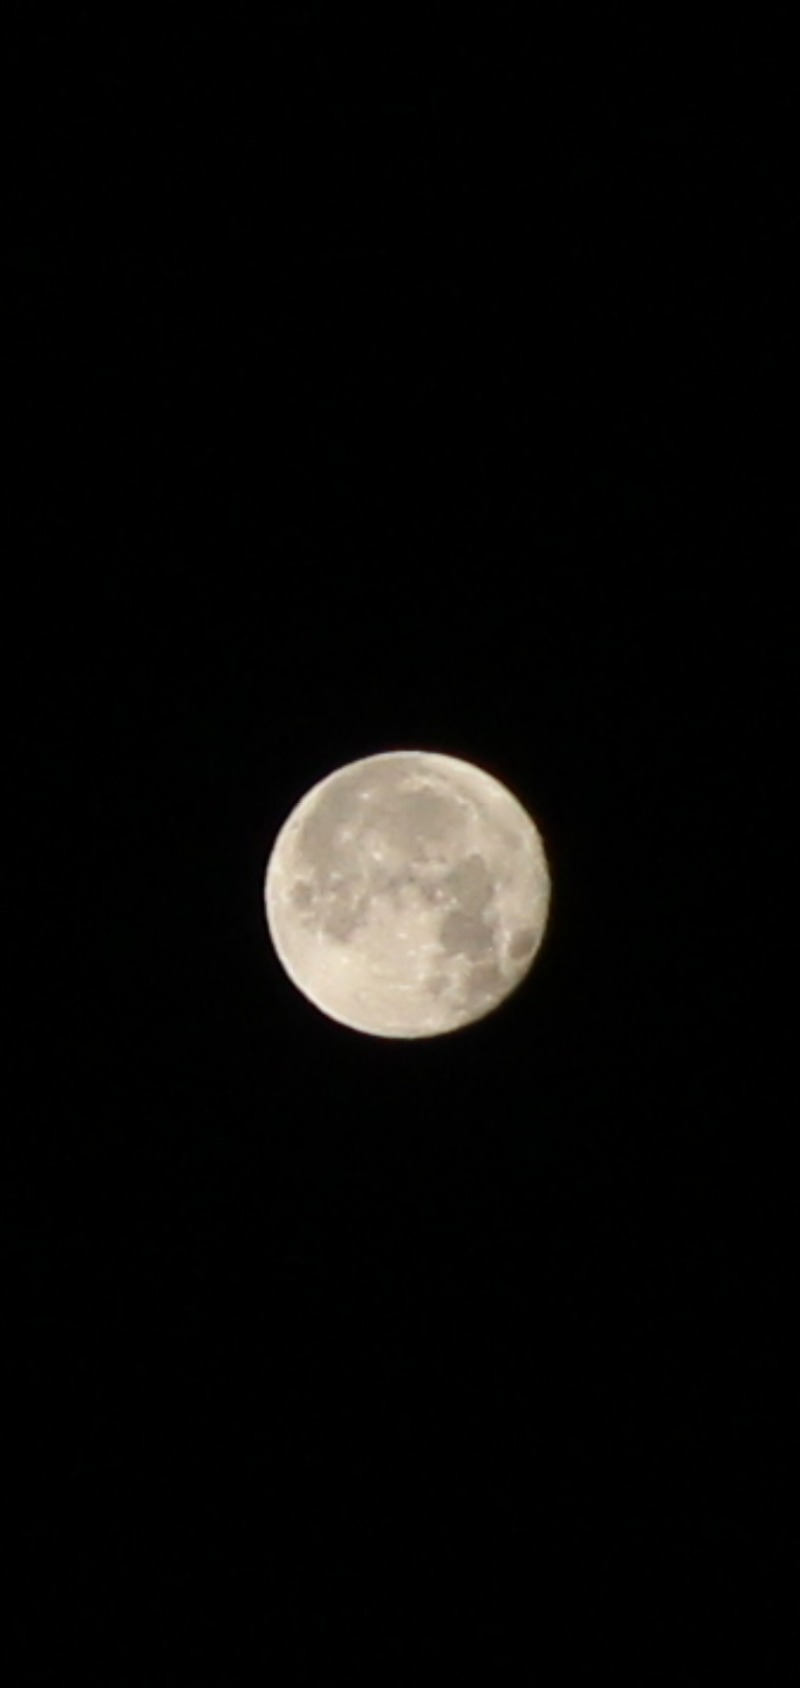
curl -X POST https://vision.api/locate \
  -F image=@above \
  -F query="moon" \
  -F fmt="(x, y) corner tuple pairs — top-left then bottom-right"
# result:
(264, 750), (551, 1039)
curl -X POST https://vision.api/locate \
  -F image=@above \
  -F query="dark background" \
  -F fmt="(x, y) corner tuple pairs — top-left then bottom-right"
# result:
(6, 11), (794, 1682)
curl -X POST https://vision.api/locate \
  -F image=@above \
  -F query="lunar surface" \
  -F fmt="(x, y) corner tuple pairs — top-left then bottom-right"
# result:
(264, 750), (550, 1038)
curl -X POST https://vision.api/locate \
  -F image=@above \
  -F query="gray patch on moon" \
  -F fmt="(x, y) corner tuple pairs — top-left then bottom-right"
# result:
(441, 851), (493, 914)
(320, 897), (368, 943)
(464, 959), (505, 1008)
(290, 878), (314, 911)
(359, 786), (461, 858)
(398, 788), (459, 840)
(438, 908), (496, 959)
(436, 850), (497, 960)
(508, 925), (538, 960)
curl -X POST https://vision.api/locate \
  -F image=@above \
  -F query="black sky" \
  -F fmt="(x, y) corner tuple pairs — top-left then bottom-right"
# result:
(6, 12), (794, 1683)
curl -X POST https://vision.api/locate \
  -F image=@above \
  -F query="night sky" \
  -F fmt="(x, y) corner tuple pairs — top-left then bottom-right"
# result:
(7, 13), (793, 1682)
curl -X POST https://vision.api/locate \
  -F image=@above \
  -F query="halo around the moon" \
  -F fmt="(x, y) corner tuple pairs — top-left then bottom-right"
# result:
(264, 750), (550, 1038)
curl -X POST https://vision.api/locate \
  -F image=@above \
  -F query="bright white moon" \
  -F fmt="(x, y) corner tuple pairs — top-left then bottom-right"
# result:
(264, 750), (550, 1039)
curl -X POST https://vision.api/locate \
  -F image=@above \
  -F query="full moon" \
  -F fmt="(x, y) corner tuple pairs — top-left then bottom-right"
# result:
(264, 750), (551, 1039)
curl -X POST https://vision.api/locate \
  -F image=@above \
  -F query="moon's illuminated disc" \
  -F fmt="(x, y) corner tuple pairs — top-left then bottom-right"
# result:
(264, 750), (551, 1039)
